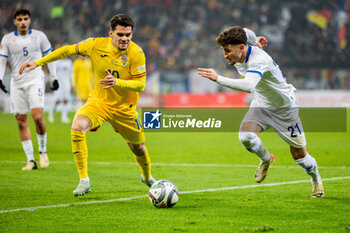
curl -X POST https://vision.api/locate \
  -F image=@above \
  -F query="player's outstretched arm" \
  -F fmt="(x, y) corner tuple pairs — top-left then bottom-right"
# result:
(198, 67), (260, 93)
(20, 45), (77, 75)
(19, 62), (38, 74)
(197, 68), (218, 81)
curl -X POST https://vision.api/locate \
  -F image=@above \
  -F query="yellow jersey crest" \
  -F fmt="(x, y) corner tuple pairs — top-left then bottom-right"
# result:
(121, 55), (128, 66)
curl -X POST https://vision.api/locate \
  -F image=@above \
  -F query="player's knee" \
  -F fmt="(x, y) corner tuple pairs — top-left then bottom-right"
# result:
(238, 131), (260, 152)
(32, 114), (43, 124)
(239, 131), (257, 145)
(16, 119), (27, 130)
(71, 116), (91, 133)
(15, 115), (28, 130)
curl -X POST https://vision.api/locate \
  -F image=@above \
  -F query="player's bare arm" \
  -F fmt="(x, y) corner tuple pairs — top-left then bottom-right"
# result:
(19, 62), (38, 74)
(197, 68), (218, 82)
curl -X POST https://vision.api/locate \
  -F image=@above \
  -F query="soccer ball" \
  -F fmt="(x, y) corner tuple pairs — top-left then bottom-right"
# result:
(148, 180), (179, 208)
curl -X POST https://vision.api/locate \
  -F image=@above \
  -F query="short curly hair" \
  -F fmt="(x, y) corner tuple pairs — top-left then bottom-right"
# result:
(216, 26), (247, 47)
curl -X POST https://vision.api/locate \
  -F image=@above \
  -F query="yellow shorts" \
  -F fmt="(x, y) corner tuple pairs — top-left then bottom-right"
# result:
(76, 97), (145, 144)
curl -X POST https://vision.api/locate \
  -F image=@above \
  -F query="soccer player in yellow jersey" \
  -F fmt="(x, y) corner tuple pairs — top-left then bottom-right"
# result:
(72, 55), (93, 105)
(20, 14), (156, 196)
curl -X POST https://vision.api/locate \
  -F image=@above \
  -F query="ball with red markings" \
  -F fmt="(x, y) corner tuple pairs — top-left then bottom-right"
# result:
(148, 180), (179, 208)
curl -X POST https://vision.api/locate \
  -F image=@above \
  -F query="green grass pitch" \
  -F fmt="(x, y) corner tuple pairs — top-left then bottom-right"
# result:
(0, 110), (349, 232)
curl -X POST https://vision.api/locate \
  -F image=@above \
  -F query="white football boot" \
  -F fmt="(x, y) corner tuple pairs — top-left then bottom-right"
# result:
(255, 153), (275, 183)
(61, 117), (70, 124)
(141, 175), (157, 187)
(311, 180), (324, 198)
(73, 180), (91, 196)
(39, 152), (49, 169)
(22, 160), (38, 171)
(48, 112), (54, 123)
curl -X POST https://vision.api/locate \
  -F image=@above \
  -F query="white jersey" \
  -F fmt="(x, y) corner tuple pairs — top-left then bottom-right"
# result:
(0, 29), (52, 87)
(235, 45), (297, 110)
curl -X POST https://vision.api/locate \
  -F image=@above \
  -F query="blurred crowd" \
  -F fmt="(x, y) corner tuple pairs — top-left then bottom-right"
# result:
(1, 0), (350, 91)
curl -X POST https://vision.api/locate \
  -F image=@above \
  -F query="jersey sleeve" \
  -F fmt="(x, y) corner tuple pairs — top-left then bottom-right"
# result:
(74, 38), (95, 57)
(39, 31), (53, 55)
(0, 36), (8, 80)
(0, 36), (9, 58)
(244, 28), (258, 46)
(130, 49), (146, 79)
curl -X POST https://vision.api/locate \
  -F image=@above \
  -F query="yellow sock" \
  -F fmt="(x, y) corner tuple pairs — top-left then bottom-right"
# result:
(71, 130), (88, 178)
(134, 146), (151, 180)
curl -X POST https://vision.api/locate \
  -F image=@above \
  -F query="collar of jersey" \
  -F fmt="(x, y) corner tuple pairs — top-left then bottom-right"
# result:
(108, 38), (131, 53)
(244, 45), (252, 63)
(14, 28), (32, 36)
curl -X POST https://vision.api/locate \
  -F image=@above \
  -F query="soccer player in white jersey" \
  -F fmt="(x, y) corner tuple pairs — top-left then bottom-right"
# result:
(49, 56), (73, 123)
(0, 9), (58, 170)
(198, 26), (324, 198)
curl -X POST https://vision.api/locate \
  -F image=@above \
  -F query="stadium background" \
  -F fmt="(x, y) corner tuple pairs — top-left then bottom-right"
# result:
(1, 1), (350, 232)
(0, 0), (350, 109)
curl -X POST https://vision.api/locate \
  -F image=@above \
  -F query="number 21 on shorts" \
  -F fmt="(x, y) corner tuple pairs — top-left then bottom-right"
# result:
(288, 123), (302, 138)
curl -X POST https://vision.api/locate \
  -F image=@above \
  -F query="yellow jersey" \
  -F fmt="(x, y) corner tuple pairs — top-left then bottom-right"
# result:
(35, 37), (147, 116)
(72, 57), (93, 99)
(75, 37), (147, 115)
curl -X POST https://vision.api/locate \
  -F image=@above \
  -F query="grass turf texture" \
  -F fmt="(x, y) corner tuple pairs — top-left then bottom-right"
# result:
(0, 111), (349, 232)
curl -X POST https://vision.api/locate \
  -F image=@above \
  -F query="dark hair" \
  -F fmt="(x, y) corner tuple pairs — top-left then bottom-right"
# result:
(13, 9), (31, 19)
(109, 14), (134, 31)
(216, 26), (247, 47)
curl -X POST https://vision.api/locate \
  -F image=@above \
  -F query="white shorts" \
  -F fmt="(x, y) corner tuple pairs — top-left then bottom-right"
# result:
(10, 82), (45, 115)
(241, 107), (306, 148)
(53, 79), (71, 101)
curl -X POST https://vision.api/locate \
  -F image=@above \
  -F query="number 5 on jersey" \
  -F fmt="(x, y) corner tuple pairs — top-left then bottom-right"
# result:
(23, 47), (28, 56)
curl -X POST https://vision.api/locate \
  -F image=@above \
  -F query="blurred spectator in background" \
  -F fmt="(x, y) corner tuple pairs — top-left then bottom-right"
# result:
(49, 45), (73, 123)
(1, 0), (349, 92)
(72, 55), (93, 106)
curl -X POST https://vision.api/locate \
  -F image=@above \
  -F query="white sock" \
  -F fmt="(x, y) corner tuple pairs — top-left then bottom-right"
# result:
(295, 153), (321, 184)
(49, 104), (55, 118)
(239, 132), (271, 162)
(37, 133), (47, 153)
(80, 177), (90, 183)
(255, 142), (270, 162)
(22, 140), (34, 161)
(61, 103), (69, 120)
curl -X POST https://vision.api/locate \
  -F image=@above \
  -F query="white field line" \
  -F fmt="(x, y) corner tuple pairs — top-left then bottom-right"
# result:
(1, 176), (349, 214)
(1, 160), (350, 170)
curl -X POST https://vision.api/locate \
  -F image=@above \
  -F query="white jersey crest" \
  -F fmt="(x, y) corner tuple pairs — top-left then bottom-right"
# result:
(235, 45), (297, 110)
(0, 29), (52, 86)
